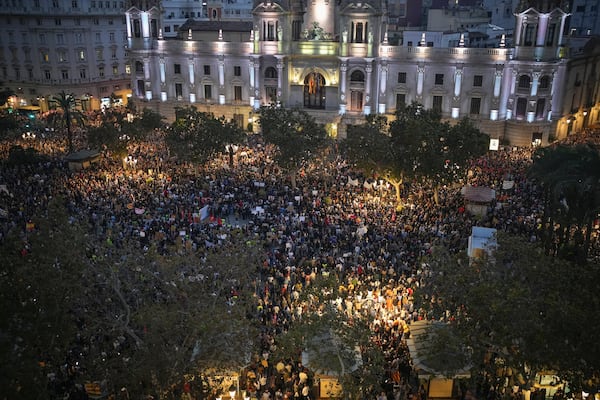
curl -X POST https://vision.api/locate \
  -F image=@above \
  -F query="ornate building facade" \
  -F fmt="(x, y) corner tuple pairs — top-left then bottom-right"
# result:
(126, 0), (600, 146)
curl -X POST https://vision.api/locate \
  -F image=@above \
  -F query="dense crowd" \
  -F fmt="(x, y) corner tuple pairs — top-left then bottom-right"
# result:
(2, 128), (599, 400)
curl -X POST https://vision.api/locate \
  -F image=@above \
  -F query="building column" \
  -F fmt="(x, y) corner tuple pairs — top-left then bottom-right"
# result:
(188, 59), (196, 103)
(276, 56), (284, 104)
(364, 59), (373, 115)
(416, 64), (424, 101)
(339, 59), (348, 114)
(253, 57), (261, 109)
(536, 14), (549, 47)
(218, 56), (225, 105)
(378, 61), (387, 114)
(452, 67), (462, 118)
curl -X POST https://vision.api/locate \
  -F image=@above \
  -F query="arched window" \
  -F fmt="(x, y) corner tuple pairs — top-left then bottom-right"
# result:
(350, 70), (365, 82)
(303, 72), (326, 109)
(539, 75), (550, 90)
(264, 67), (278, 79)
(518, 74), (531, 89)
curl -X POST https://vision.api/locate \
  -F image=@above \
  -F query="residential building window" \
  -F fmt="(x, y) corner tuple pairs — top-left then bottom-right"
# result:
(112, 65), (118, 75)
(39, 33), (46, 44)
(234, 85), (242, 101)
(72, 0), (78, 7)
(44, 70), (51, 79)
(75, 33), (83, 44)
(96, 48), (103, 60)
(125, 64), (131, 74)
(41, 51), (50, 62)
(78, 49), (86, 61)
(174, 63), (181, 74)
(204, 84), (212, 99)
(473, 75), (483, 87)
(398, 72), (406, 84)
(28, 68), (33, 79)
(396, 93), (406, 108)
(109, 32), (115, 42)
(175, 83), (183, 99)
(14, 67), (20, 80)
(57, 33), (64, 44)
(52, 0), (59, 6)
(204, 65), (210, 75)
(75, 18), (80, 25)
(55, 18), (62, 26)
(80, 68), (86, 79)
(61, 70), (69, 79)
(58, 50), (67, 62)
(234, 66), (241, 76)
(93, 18), (99, 25)
(99, 66), (105, 77)
(435, 74), (444, 85)
(95, 32), (101, 42)
(470, 97), (481, 114)
(432, 95), (443, 113)
(111, 49), (117, 59)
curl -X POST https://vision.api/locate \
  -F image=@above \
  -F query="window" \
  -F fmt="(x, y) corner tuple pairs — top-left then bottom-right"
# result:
(396, 93), (406, 108)
(535, 99), (545, 119)
(111, 48), (117, 59)
(204, 84), (212, 99)
(95, 32), (101, 42)
(28, 68), (33, 79)
(435, 74), (444, 85)
(14, 67), (20, 80)
(99, 66), (105, 77)
(52, 0), (59, 7)
(55, 18), (62, 26)
(398, 72), (406, 84)
(175, 83), (183, 99)
(518, 75), (531, 89)
(470, 97), (481, 115)
(109, 32), (115, 42)
(39, 33), (46, 44)
(516, 97), (527, 119)
(75, 18), (80, 26)
(78, 49), (86, 61)
(125, 64), (131, 74)
(524, 24), (536, 46)
(96, 48), (103, 60)
(432, 95), (443, 113)
(112, 65), (118, 75)
(72, 0), (78, 7)
(266, 86), (277, 102)
(133, 20), (141, 37)
(58, 50), (68, 62)
(350, 70), (365, 82)
(56, 33), (64, 44)
(576, 5), (585, 12)
(80, 68), (86, 79)
(539, 75), (550, 90)
(234, 85), (242, 101)
(44, 70), (51, 79)
(174, 63), (181, 74)
(546, 24), (556, 46)
(93, 18), (99, 25)
(234, 66), (241, 76)
(41, 51), (50, 62)
(75, 33), (83, 44)
(135, 61), (144, 73)
(473, 75), (483, 87)
(292, 20), (302, 41)
(61, 69), (69, 79)
(265, 67), (277, 79)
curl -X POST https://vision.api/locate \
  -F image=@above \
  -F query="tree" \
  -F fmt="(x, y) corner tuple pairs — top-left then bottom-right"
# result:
(0, 84), (15, 107)
(165, 106), (246, 166)
(528, 143), (600, 263)
(257, 105), (330, 187)
(389, 103), (489, 202)
(46, 91), (87, 153)
(343, 114), (407, 207)
(417, 232), (600, 394)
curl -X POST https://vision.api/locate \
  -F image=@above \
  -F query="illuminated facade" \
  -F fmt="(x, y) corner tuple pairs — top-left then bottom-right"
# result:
(0, 0), (131, 112)
(127, 0), (600, 145)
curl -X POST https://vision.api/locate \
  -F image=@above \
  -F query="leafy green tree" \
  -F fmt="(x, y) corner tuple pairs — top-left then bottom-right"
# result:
(528, 143), (600, 263)
(166, 106), (246, 166)
(389, 103), (489, 202)
(0, 197), (88, 400)
(344, 114), (406, 207)
(257, 105), (330, 187)
(46, 91), (87, 153)
(417, 232), (600, 392)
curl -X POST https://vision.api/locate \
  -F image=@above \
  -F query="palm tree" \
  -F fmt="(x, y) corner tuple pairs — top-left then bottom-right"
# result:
(47, 91), (87, 153)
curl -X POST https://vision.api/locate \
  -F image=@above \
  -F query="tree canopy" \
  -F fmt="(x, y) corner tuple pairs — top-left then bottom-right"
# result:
(46, 91), (87, 153)
(257, 105), (330, 185)
(528, 143), (600, 263)
(417, 232), (600, 391)
(165, 106), (246, 165)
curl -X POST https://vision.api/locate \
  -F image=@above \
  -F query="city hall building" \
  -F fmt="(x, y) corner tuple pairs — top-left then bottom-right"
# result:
(126, 0), (598, 146)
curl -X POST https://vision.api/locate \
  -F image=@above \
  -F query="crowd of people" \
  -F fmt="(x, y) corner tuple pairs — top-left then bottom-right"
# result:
(2, 125), (599, 400)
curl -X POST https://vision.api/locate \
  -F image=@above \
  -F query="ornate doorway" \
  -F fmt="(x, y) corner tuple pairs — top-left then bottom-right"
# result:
(304, 72), (326, 109)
